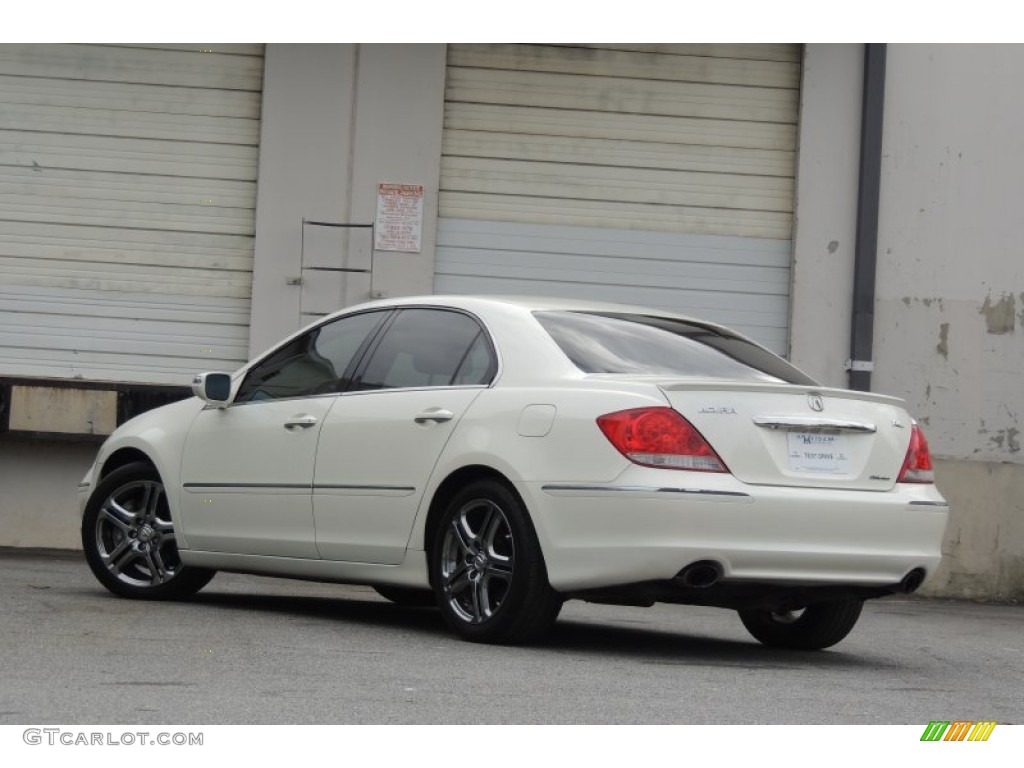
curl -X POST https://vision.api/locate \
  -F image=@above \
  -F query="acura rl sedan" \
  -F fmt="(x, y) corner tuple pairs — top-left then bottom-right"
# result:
(79, 295), (948, 648)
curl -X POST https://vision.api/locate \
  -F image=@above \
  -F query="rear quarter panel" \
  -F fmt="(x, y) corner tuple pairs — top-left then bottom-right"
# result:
(409, 380), (670, 555)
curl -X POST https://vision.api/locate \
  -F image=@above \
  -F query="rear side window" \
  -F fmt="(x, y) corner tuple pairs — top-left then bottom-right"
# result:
(356, 309), (497, 390)
(534, 311), (816, 385)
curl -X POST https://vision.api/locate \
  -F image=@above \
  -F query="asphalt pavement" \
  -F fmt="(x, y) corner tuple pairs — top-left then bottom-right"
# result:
(1, 548), (1020, 724)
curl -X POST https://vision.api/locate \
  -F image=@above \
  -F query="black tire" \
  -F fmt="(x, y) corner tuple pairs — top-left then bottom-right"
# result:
(738, 598), (864, 650)
(373, 585), (436, 607)
(430, 479), (562, 644)
(82, 461), (215, 600)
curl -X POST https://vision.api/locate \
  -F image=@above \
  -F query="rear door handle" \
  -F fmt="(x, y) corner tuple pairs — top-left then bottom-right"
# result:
(284, 414), (318, 429)
(414, 408), (454, 424)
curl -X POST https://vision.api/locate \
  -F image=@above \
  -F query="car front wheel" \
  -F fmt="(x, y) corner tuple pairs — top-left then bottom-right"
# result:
(82, 462), (215, 600)
(431, 479), (562, 644)
(738, 598), (864, 650)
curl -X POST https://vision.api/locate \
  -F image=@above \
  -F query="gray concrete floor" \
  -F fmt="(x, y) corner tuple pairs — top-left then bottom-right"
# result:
(1, 548), (1021, 724)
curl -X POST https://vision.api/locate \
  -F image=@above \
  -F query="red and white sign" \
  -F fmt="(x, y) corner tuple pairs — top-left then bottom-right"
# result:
(374, 183), (424, 253)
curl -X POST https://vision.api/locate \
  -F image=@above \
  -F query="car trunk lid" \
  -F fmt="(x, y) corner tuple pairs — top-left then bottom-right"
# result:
(657, 381), (912, 491)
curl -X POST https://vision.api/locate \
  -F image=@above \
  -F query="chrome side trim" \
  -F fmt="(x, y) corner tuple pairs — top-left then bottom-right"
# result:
(182, 482), (417, 495)
(752, 416), (877, 433)
(907, 500), (950, 508)
(214, 384), (491, 410)
(315, 484), (415, 491)
(342, 385), (487, 398)
(203, 391), (339, 410)
(314, 484), (415, 496)
(542, 484), (750, 499)
(183, 482), (310, 490)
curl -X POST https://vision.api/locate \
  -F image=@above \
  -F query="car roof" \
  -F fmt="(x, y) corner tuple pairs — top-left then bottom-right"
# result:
(244, 294), (755, 383)
(240, 293), (800, 390)
(347, 293), (722, 328)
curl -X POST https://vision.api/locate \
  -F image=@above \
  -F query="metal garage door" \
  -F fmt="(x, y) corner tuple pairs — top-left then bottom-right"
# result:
(0, 44), (263, 385)
(436, 44), (801, 353)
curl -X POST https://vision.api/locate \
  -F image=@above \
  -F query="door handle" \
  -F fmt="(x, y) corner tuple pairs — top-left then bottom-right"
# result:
(414, 408), (455, 424)
(284, 414), (318, 429)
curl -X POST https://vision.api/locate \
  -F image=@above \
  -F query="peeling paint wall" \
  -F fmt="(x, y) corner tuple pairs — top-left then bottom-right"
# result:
(874, 46), (1024, 599)
(873, 45), (1024, 468)
(979, 292), (1016, 335)
(792, 44), (1024, 601)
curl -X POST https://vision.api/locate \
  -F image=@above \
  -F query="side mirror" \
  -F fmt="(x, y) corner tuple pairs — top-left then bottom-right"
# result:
(191, 372), (233, 407)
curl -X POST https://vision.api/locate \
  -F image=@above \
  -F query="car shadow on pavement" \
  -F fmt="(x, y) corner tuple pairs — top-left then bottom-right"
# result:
(543, 618), (895, 670)
(189, 589), (448, 632)
(186, 589), (895, 669)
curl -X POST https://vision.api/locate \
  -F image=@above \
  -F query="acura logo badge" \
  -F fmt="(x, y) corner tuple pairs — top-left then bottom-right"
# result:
(808, 393), (824, 412)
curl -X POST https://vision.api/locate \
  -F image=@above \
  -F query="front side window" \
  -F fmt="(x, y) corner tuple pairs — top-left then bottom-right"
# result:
(356, 309), (496, 391)
(235, 310), (387, 402)
(534, 311), (817, 385)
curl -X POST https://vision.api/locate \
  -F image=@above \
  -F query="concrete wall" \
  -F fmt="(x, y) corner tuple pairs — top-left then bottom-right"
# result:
(873, 45), (1024, 601)
(792, 44), (1024, 601)
(873, 44), (1024, 465)
(789, 44), (863, 387)
(248, 44), (447, 358)
(923, 458), (1024, 601)
(248, 44), (358, 358)
(0, 439), (95, 549)
(347, 46), (447, 304)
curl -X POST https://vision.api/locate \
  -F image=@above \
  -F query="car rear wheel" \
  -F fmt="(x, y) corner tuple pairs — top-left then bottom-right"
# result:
(82, 462), (215, 600)
(738, 598), (864, 650)
(431, 479), (562, 644)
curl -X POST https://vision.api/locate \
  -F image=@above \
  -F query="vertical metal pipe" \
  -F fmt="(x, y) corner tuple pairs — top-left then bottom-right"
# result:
(849, 43), (887, 391)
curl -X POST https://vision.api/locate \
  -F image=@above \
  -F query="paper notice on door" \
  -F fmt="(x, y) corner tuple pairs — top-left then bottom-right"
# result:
(374, 183), (423, 253)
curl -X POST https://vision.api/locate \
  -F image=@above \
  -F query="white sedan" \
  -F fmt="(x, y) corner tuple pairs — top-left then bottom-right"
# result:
(79, 295), (948, 649)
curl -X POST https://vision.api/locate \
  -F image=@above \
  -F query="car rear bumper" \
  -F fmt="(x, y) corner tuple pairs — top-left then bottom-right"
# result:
(520, 472), (949, 593)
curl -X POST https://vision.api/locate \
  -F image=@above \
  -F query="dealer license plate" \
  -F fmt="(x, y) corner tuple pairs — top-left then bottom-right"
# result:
(787, 432), (851, 474)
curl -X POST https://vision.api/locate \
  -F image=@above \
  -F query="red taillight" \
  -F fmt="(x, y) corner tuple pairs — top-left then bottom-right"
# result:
(897, 423), (935, 483)
(596, 407), (728, 472)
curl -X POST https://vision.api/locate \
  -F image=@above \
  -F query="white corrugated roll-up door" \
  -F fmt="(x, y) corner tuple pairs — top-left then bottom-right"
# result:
(0, 43), (264, 385)
(436, 44), (801, 353)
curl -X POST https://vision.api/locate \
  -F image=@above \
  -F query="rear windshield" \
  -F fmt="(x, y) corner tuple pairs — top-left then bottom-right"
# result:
(534, 311), (817, 385)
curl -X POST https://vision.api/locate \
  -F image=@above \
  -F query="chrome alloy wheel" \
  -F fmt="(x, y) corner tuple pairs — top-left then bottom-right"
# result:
(440, 499), (515, 624)
(94, 479), (181, 588)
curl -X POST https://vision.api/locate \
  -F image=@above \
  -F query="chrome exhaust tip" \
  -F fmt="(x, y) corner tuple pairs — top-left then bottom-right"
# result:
(676, 560), (723, 589)
(898, 568), (927, 594)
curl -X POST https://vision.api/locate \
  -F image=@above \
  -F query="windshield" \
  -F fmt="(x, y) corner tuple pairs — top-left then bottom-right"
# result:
(534, 311), (817, 385)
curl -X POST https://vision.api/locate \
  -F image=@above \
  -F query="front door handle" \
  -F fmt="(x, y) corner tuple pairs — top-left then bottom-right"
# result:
(414, 408), (455, 424)
(284, 414), (318, 429)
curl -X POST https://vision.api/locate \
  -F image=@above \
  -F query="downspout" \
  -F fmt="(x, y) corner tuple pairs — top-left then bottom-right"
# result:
(848, 43), (887, 391)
